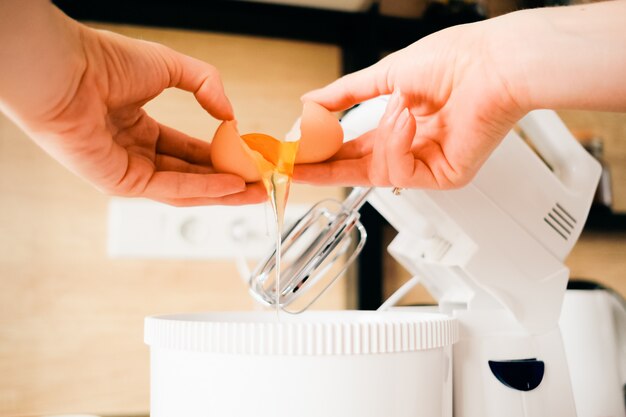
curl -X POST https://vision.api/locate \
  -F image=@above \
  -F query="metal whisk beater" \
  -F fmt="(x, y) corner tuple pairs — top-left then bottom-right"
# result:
(248, 187), (371, 313)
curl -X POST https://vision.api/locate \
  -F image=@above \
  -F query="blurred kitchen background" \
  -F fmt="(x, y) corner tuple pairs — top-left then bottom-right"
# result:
(1, 0), (624, 416)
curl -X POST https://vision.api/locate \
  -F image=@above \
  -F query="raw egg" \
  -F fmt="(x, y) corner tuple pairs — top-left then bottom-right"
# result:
(210, 101), (343, 182)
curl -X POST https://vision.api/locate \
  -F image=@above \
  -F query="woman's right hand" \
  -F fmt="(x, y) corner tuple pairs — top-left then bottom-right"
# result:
(295, 1), (626, 190)
(296, 21), (526, 189)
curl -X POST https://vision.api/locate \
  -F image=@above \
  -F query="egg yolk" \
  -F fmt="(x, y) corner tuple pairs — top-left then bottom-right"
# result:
(241, 133), (299, 178)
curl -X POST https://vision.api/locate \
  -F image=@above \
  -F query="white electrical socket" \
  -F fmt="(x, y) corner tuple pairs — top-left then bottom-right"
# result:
(107, 198), (311, 260)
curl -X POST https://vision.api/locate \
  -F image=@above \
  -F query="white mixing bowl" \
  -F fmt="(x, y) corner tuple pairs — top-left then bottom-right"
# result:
(145, 310), (457, 417)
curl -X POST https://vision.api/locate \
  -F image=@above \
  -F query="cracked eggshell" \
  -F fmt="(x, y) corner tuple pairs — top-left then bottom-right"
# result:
(295, 101), (344, 164)
(211, 103), (343, 182)
(210, 121), (262, 182)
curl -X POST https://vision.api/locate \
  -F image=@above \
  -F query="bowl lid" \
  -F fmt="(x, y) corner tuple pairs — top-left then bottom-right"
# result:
(145, 310), (458, 356)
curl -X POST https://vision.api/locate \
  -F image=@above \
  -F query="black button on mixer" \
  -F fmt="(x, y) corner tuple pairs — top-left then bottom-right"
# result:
(488, 358), (545, 392)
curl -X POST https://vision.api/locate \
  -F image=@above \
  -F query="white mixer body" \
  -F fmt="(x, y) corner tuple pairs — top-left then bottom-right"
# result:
(341, 97), (602, 416)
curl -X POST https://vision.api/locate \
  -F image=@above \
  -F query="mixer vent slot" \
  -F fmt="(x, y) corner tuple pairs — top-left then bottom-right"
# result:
(543, 203), (577, 240)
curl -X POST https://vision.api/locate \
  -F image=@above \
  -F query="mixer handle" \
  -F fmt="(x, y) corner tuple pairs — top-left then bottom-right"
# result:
(517, 110), (599, 195)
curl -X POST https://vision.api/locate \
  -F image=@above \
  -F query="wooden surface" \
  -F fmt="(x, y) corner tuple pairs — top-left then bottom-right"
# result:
(0, 24), (343, 417)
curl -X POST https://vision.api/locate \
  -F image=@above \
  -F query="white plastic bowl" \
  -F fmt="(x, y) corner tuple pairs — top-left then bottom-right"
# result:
(145, 310), (458, 417)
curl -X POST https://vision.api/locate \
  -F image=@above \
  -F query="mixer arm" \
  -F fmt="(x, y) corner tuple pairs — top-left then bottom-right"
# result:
(339, 99), (601, 332)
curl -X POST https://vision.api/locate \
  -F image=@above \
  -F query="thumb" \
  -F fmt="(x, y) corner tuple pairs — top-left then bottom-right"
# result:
(301, 58), (393, 112)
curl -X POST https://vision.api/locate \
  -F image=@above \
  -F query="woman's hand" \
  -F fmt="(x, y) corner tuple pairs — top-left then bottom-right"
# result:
(295, 22), (524, 189)
(294, 1), (626, 189)
(0, 1), (265, 206)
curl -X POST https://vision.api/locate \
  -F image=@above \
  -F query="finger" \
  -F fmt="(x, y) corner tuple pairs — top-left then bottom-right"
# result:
(329, 130), (376, 160)
(142, 171), (246, 199)
(371, 129), (389, 186)
(155, 182), (268, 207)
(293, 158), (371, 186)
(156, 123), (213, 166)
(163, 48), (234, 120)
(301, 58), (393, 112)
(386, 108), (440, 189)
(155, 154), (214, 174)
(370, 89), (405, 185)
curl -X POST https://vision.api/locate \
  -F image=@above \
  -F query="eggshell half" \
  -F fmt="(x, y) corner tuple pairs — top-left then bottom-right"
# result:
(295, 101), (343, 164)
(210, 121), (262, 182)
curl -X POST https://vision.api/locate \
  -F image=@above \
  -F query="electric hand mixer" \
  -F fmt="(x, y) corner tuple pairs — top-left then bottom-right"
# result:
(249, 96), (601, 416)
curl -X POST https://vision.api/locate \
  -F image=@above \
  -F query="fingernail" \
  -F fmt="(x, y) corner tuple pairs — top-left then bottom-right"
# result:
(385, 89), (403, 120)
(394, 108), (411, 132)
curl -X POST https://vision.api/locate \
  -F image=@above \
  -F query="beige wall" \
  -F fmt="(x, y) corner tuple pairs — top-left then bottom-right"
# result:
(0, 24), (345, 416)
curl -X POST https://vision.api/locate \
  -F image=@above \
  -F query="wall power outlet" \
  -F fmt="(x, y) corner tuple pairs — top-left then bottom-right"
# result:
(107, 198), (311, 260)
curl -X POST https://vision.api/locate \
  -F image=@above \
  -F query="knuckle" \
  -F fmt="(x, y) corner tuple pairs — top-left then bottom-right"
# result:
(98, 184), (119, 196)
(368, 170), (388, 187)
(440, 167), (472, 189)
(338, 76), (357, 104)
(203, 64), (220, 82)
(100, 179), (140, 198)
(389, 174), (412, 189)
(450, 173), (472, 189)
(205, 71), (218, 83)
